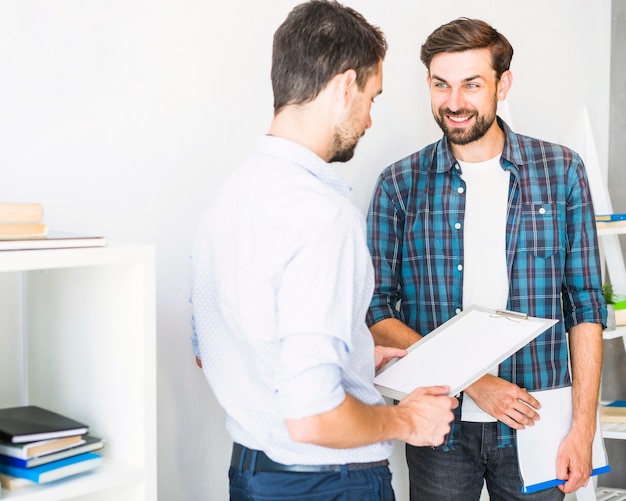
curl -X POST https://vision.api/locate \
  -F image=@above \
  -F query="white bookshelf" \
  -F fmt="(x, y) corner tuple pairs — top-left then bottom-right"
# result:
(552, 110), (626, 501)
(598, 224), (626, 426)
(596, 223), (626, 500)
(0, 245), (157, 500)
(598, 222), (626, 359)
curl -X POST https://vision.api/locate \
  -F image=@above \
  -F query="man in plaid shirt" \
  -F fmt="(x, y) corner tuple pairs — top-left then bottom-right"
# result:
(366, 17), (606, 500)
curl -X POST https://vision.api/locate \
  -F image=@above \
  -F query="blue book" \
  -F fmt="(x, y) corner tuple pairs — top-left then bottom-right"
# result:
(605, 400), (626, 407)
(0, 452), (102, 483)
(596, 213), (626, 222)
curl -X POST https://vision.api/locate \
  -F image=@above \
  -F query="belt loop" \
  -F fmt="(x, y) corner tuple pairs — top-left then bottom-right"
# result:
(340, 464), (349, 478)
(249, 450), (259, 475)
(237, 445), (247, 474)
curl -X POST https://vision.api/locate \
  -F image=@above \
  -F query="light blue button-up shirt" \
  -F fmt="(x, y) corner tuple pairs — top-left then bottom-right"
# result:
(191, 135), (392, 465)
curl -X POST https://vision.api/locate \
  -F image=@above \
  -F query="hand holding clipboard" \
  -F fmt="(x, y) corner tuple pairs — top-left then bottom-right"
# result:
(373, 305), (558, 400)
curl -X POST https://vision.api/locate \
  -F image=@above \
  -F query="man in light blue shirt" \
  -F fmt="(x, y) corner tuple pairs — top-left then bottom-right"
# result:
(190, 1), (458, 500)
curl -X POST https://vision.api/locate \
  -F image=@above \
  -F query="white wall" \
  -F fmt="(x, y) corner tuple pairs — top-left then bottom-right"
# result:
(0, 1), (611, 499)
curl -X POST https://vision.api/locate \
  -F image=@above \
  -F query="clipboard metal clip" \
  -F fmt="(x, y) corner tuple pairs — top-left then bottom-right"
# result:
(490, 309), (529, 322)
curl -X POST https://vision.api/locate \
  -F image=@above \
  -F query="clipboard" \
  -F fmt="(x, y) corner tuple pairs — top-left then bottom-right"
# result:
(373, 305), (558, 399)
(517, 386), (610, 493)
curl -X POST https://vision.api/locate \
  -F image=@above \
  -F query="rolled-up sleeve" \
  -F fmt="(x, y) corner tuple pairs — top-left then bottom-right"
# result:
(366, 172), (404, 327)
(561, 154), (607, 330)
(273, 205), (374, 418)
(275, 333), (347, 419)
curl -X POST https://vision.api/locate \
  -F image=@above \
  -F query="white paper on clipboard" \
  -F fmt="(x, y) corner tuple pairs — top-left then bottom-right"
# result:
(373, 305), (558, 400)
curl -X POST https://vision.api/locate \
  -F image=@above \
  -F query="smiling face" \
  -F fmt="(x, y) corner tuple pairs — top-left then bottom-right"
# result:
(428, 48), (511, 148)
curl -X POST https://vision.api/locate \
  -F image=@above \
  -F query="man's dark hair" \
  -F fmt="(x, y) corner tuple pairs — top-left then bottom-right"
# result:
(420, 18), (513, 79)
(271, 0), (387, 114)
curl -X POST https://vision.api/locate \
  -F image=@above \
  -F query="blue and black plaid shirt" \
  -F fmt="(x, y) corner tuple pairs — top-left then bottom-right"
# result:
(366, 117), (606, 449)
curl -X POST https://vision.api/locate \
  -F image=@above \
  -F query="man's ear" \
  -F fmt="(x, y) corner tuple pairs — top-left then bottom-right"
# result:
(497, 70), (513, 101)
(332, 69), (358, 106)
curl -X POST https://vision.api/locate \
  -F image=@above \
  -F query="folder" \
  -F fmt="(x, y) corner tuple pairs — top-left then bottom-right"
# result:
(517, 386), (610, 493)
(373, 305), (558, 399)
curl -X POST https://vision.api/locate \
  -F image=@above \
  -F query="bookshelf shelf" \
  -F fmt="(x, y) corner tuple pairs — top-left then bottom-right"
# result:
(594, 488), (626, 501)
(603, 325), (626, 340)
(597, 225), (626, 237)
(0, 460), (142, 500)
(601, 421), (626, 441)
(0, 245), (156, 500)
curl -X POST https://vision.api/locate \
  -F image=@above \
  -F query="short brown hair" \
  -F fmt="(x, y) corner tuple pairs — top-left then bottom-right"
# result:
(272, 0), (387, 114)
(420, 18), (513, 79)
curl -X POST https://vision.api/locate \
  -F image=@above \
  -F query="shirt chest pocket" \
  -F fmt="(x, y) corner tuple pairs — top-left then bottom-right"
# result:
(516, 203), (564, 258)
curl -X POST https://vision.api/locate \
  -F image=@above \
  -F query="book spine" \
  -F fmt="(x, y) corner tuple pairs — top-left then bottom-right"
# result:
(0, 433), (23, 449)
(0, 445), (27, 460)
(0, 455), (26, 469)
(0, 472), (34, 490)
(0, 204), (43, 223)
(0, 463), (38, 482)
(0, 223), (48, 238)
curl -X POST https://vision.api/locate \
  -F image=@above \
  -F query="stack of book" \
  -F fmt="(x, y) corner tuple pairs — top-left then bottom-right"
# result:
(0, 405), (105, 491)
(0, 202), (107, 251)
(0, 203), (47, 240)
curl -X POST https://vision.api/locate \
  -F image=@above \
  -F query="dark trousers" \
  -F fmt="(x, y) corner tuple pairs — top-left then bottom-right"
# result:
(406, 422), (565, 501)
(228, 453), (395, 500)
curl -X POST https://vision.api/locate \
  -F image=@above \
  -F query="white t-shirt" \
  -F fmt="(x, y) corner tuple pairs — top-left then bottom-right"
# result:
(458, 155), (510, 422)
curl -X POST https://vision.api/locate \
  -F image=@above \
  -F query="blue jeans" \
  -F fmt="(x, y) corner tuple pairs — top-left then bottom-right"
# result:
(229, 464), (395, 500)
(406, 422), (565, 501)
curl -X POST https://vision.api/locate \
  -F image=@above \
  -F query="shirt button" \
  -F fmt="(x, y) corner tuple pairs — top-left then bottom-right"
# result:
(455, 223), (461, 229)
(455, 164), (460, 170)
(539, 207), (546, 214)
(458, 187), (465, 194)
(457, 264), (463, 271)
(456, 308), (462, 315)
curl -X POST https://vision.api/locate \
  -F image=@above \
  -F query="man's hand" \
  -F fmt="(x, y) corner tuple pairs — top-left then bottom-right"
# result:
(558, 322), (602, 493)
(555, 427), (594, 493)
(374, 345), (408, 371)
(464, 374), (540, 429)
(195, 356), (203, 368)
(397, 386), (458, 447)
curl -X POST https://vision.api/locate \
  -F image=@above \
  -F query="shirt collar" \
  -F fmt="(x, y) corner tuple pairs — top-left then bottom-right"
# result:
(497, 118), (522, 177)
(254, 135), (352, 198)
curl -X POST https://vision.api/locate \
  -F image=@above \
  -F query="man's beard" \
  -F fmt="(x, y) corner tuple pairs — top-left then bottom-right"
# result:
(433, 99), (497, 146)
(329, 122), (361, 163)
(329, 142), (357, 163)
